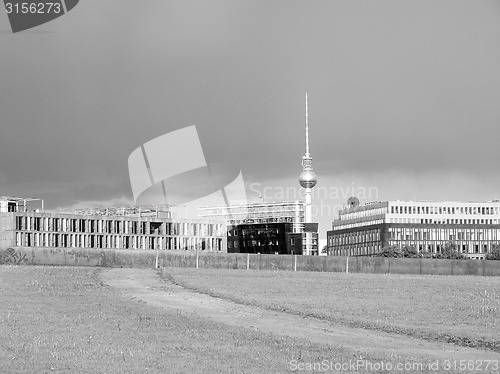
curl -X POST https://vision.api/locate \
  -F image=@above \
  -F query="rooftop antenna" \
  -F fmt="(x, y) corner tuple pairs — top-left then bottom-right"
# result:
(305, 92), (310, 157)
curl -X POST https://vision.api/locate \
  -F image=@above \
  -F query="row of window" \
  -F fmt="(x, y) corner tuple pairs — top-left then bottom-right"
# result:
(340, 204), (500, 222)
(389, 218), (499, 224)
(333, 219), (383, 231)
(329, 227), (500, 247)
(334, 219), (500, 234)
(329, 229), (380, 246)
(390, 205), (500, 216)
(387, 227), (500, 241)
(340, 207), (387, 221)
(386, 241), (490, 254)
(201, 204), (303, 216)
(329, 244), (381, 257)
(14, 216), (223, 237)
(15, 232), (224, 250)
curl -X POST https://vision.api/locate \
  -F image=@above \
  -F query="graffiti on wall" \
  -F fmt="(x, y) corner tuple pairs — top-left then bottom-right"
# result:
(0, 248), (28, 265)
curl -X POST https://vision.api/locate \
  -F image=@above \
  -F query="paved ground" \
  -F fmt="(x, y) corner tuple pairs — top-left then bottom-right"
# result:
(101, 268), (500, 363)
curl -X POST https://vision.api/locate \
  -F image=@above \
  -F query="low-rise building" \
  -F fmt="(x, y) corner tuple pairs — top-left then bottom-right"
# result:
(0, 196), (226, 251)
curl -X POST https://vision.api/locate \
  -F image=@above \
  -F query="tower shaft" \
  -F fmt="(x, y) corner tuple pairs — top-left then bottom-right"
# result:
(304, 188), (312, 223)
(299, 92), (317, 225)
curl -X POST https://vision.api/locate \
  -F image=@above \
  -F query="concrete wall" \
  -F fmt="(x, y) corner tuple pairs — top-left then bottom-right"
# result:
(353, 257), (390, 274)
(1, 247), (500, 276)
(387, 257), (421, 275)
(0, 213), (16, 249)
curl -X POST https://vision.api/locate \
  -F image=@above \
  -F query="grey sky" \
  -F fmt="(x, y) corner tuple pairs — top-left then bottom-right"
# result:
(1, 0), (500, 236)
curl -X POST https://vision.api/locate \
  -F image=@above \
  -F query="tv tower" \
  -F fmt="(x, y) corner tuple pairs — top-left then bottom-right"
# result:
(298, 93), (317, 224)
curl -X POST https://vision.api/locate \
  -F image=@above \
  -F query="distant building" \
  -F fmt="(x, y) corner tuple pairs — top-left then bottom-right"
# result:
(0, 196), (226, 251)
(198, 201), (319, 255)
(327, 200), (500, 260)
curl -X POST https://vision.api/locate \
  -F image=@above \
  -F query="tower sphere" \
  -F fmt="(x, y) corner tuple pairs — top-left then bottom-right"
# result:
(299, 170), (317, 189)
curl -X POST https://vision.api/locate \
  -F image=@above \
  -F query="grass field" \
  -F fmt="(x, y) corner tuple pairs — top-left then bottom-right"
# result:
(1, 265), (439, 374)
(2, 265), (499, 374)
(1, 266), (347, 374)
(165, 268), (500, 352)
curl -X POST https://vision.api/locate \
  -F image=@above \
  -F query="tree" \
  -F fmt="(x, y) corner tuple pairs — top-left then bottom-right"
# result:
(418, 246), (433, 259)
(437, 242), (465, 260)
(377, 244), (465, 259)
(401, 244), (419, 258)
(486, 244), (500, 260)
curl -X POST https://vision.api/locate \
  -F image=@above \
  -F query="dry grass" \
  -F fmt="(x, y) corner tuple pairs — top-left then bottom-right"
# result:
(165, 268), (500, 351)
(4, 265), (496, 373)
(0, 265), (422, 374)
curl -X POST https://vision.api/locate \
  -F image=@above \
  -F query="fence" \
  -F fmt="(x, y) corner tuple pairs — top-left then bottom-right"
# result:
(1, 247), (500, 276)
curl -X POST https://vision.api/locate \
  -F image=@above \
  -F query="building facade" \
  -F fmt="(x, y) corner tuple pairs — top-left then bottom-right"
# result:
(0, 197), (226, 251)
(198, 201), (319, 255)
(327, 200), (500, 260)
(227, 222), (293, 254)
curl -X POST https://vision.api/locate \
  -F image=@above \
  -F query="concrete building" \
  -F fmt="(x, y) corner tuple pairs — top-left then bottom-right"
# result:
(0, 196), (226, 251)
(198, 201), (319, 255)
(0, 196), (43, 212)
(327, 200), (500, 259)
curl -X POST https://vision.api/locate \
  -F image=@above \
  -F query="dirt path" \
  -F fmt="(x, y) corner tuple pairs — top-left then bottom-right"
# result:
(101, 268), (499, 363)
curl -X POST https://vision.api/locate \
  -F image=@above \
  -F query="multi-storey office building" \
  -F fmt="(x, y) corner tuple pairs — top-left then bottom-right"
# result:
(327, 200), (500, 260)
(198, 201), (319, 255)
(0, 197), (226, 251)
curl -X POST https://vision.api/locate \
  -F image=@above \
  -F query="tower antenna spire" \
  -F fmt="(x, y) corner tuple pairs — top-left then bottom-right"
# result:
(305, 92), (310, 156)
(301, 93), (313, 171)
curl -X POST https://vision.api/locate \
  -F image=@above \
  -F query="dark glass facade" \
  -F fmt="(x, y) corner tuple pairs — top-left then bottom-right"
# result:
(227, 223), (295, 254)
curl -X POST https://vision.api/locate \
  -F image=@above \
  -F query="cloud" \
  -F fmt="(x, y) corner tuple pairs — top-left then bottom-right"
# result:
(1, 0), (500, 231)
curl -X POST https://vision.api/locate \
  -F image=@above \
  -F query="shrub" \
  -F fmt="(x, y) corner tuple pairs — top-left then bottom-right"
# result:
(377, 243), (466, 259)
(436, 242), (466, 260)
(401, 244), (419, 258)
(377, 245), (403, 258)
(485, 244), (500, 260)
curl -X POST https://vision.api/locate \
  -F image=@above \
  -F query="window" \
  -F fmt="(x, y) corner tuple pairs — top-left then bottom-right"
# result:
(16, 216), (23, 230)
(290, 239), (295, 245)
